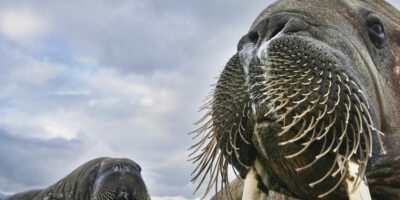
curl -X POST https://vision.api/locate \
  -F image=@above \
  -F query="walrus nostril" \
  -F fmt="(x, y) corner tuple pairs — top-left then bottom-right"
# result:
(248, 31), (259, 44)
(112, 163), (124, 172)
(237, 31), (260, 51)
(269, 22), (285, 40)
(267, 16), (310, 40)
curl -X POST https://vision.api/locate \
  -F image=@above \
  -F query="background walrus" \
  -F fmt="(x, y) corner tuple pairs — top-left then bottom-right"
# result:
(6, 157), (151, 200)
(190, 0), (400, 199)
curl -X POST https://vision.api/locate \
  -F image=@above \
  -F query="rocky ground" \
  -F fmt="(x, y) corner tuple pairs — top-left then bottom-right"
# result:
(211, 179), (299, 200)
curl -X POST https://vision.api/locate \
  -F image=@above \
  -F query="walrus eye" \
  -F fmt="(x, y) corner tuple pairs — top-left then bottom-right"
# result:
(366, 14), (385, 48)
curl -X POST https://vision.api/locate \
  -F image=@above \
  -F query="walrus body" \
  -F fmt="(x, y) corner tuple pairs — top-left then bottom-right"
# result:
(6, 157), (151, 200)
(190, 0), (400, 199)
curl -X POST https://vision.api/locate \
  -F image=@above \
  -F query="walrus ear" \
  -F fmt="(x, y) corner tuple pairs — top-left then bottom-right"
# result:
(89, 163), (101, 185)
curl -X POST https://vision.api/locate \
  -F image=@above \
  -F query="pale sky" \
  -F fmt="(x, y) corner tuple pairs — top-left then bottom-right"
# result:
(0, 1), (399, 200)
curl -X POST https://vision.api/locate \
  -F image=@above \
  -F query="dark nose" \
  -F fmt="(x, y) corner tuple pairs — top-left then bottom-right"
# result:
(237, 14), (309, 51)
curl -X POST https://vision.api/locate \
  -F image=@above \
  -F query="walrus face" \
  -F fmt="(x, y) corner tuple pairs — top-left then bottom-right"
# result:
(89, 158), (150, 200)
(190, 0), (400, 199)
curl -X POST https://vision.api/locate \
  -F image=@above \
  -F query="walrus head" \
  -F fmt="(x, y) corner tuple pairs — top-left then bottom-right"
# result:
(190, 0), (400, 199)
(39, 157), (150, 200)
(90, 158), (150, 200)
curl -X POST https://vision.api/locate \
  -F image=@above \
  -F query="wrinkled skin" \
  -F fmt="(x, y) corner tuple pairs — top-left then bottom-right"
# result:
(6, 157), (151, 200)
(191, 0), (400, 199)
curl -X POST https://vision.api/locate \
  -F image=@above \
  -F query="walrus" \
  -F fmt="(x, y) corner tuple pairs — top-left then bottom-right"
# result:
(6, 157), (151, 200)
(189, 0), (400, 199)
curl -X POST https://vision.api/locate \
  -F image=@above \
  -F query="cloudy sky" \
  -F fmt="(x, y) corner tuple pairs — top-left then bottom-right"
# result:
(0, 1), (399, 200)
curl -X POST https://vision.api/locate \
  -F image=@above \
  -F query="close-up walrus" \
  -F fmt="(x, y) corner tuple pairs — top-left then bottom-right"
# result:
(190, 0), (400, 199)
(6, 157), (151, 200)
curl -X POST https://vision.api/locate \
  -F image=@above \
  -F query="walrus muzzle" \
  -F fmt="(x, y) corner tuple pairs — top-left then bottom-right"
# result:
(223, 15), (382, 197)
(190, 7), (392, 199)
(91, 158), (150, 200)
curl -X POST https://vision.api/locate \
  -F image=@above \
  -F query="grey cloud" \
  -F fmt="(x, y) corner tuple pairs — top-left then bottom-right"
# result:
(0, 0), (268, 75)
(0, 129), (84, 192)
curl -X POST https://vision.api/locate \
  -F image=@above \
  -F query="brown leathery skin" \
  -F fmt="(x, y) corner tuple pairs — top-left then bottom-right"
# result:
(6, 157), (151, 200)
(190, 0), (400, 199)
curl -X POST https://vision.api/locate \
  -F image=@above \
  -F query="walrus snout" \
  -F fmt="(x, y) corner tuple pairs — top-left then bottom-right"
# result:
(191, 0), (400, 199)
(209, 22), (384, 198)
(92, 158), (150, 200)
(234, 24), (387, 197)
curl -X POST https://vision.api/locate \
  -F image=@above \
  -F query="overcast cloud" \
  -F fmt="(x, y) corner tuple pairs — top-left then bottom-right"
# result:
(0, 1), (399, 200)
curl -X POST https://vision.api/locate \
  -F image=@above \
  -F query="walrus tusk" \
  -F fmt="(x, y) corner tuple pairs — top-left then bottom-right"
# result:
(242, 167), (266, 200)
(346, 160), (372, 200)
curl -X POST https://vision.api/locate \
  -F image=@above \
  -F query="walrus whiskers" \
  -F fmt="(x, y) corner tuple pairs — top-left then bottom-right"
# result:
(189, 101), (244, 198)
(192, 35), (380, 197)
(259, 36), (381, 197)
